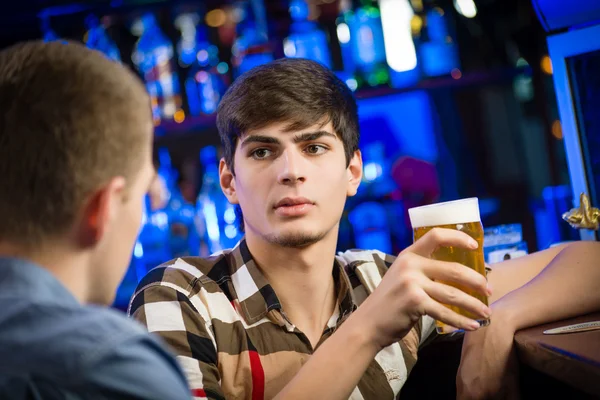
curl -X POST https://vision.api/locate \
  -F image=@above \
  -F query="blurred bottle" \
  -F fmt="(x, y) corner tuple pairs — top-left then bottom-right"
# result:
(136, 182), (171, 280)
(335, 0), (358, 90)
(41, 16), (62, 42)
(156, 148), (200, 258)
(231, 0), (273, 77)
(419, 4), (460, 77)
(196, 146), (243, 255)
(350, 0), (389, 88)
(350, 142), (409, 253)
(379, 0), (420, 88)
(349, 202), (393, 253)
(284, 0), (332, 68)
(175, 12), (227, 116)
(84, 15), (121, 62)
(131, 13), (183, 126)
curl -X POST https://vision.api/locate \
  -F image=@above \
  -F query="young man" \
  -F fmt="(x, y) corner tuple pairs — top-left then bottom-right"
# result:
(0, 41), (191, 399)
(129, 58), (600, 399)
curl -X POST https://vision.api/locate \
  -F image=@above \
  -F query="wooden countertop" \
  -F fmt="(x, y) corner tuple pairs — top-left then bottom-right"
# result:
(514, 312), (600, 396)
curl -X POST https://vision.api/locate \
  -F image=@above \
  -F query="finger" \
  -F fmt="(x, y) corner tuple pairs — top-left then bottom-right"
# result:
(423, 259), (491, 297)
(423, 298), (482, 332)
(409, 227), (478, 257)
(424, 281), (491, 320)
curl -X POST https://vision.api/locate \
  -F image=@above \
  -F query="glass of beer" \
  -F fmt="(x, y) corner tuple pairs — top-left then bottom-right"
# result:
(408, 198), (489, 334)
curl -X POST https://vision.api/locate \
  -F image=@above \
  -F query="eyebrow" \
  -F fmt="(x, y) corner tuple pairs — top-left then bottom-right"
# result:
(240, 130), (337, 148)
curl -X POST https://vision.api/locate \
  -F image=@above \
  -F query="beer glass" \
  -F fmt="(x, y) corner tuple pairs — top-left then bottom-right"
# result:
(408, 198), (489, 334)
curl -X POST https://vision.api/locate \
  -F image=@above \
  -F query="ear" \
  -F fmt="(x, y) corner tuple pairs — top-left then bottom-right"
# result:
(77, 177), (127, 248)
(219, 158), (239, 204)
(346, 150), (363, 197)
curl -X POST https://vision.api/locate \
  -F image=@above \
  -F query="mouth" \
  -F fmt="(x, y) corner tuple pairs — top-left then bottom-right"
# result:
(274, 197), (314, 208)
(273, 197), (315, 217)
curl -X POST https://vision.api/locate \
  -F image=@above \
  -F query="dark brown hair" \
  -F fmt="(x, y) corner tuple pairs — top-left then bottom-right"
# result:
(0, 41), (151, 246)
(216, 58), (359, 173)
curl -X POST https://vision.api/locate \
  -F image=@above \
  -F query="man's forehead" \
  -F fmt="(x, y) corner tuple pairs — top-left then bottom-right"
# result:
(240, 120), (338, 140)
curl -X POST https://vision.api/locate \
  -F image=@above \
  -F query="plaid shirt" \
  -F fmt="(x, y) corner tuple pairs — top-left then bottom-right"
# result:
(129, 238), (436, 400)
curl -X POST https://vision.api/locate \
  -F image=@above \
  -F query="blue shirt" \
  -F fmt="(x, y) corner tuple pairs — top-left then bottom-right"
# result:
(0, 257), (191, 399)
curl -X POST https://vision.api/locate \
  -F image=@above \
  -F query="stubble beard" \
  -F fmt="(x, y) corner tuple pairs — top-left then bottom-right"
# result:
(262, 230), (328, 248)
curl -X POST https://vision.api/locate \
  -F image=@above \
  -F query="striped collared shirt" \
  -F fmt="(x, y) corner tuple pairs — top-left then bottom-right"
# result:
(129, 238), (436, 400)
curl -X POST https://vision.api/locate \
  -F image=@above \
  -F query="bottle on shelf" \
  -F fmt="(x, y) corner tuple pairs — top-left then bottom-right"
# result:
(84, 15), (121, 62)
(231, 0), (274, 78)
(419, 3), (460, 77)
(349, 0), (390, 88)
(195, 146), (243, 255)
(175, 12), (227, 116)
(156, 148), (200, 258)
(131, 13), (183, 126)
(284, 0), (332, 68)
(348, 141), (410, 253)
(335, 0), (359, 90)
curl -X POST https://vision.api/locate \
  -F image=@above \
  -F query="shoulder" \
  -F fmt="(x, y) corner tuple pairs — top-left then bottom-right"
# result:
(0, 301), (188, 397)
(0, 300), (148, 368)
(55, 307), (190, 398)
(132, 255), (232, 297)
(336, 248), (397, 293)
(78, 324), (191, 399)
(128, 255), (236, 326)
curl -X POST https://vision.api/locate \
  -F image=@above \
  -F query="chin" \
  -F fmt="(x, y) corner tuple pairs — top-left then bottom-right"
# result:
(263, 229), (327, 248)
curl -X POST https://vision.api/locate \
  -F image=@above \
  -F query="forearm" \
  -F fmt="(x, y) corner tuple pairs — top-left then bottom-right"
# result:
(274, 309), (379, 400)
(493, 241), (600, 331)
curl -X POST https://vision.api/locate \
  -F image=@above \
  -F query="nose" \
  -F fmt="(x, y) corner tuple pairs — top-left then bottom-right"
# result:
(277, 148), (306, 185)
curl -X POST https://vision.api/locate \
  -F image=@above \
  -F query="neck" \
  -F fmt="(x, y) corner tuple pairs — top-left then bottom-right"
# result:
(245, 227), (339, 341)
(0, 239), (91, 304)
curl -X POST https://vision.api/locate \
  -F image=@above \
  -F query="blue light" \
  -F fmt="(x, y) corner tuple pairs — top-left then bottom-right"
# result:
(337, 23), (350, 44)
(38, 4), (87, 19)
(224, 206), (236, 224)
(202, 200), (221, 243)
(358, 91), (437, 162)
(289, 0), (310, 20)
(346, 78), (358, 91)
(225, 225), (238, 239)
(197, 49), (209, 65)
(217, 62), (229, 74)
(150, 211), (169, 229)
(364, 162), (383, 182)
(134, 242), (144, 258)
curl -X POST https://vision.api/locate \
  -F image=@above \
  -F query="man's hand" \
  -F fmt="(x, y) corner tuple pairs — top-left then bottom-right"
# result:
(456, 307), (520, 400)
(355, 228), (492, 351)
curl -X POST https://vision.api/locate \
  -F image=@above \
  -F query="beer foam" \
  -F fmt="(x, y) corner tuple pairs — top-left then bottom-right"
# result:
(408, 198), (480, 228)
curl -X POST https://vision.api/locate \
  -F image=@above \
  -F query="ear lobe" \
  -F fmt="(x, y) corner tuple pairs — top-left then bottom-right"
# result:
(346, 150), (363, 197)
(219, 158), (239, 204)
(78, 177), (126, 248)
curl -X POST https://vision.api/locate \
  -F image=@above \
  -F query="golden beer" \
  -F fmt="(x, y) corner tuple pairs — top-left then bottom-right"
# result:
(408, 198), (489, 334)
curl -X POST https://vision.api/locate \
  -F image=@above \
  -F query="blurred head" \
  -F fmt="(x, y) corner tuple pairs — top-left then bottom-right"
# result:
(217, 59), (362, 248)
(0, 41), (155, 304)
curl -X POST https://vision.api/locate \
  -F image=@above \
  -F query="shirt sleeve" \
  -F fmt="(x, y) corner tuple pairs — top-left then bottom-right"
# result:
(129, 283), (225, 400)
(82, 333), (192, 400)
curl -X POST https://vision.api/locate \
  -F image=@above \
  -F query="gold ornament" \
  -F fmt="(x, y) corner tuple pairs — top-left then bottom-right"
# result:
(562, 193), (600, 230)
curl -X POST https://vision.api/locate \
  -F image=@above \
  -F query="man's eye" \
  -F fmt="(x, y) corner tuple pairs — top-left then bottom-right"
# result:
(251, 148), (272, 159)
(306, 145), (327, 155)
